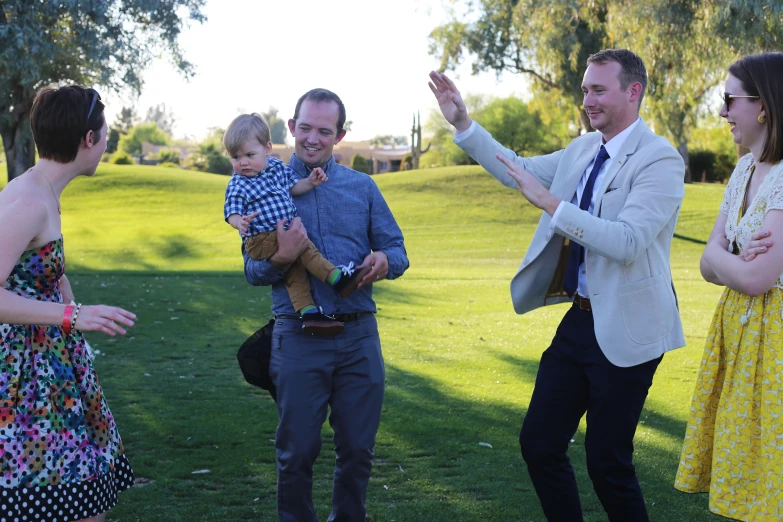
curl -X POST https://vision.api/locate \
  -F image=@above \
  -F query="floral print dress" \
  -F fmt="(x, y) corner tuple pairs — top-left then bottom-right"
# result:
(675, 154), (783, 521)
(0, 237), (133, 521)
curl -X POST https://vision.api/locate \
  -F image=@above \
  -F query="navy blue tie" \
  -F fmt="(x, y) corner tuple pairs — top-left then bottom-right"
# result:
(563, 145), (610, 297)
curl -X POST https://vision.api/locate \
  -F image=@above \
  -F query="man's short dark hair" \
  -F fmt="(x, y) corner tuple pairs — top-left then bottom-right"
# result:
(587, 49), (648, 105)
(30, 85), (105, 163)
(729, 52), (783, 163)
(293, 88), (346, 133)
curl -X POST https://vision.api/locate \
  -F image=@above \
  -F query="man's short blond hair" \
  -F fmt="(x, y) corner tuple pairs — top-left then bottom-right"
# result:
(223, 113), (271, 155)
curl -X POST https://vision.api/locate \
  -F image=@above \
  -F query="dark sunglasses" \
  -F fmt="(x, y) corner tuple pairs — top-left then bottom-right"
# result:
(723, 92), (759, 109)
(86, 88), (101, 120)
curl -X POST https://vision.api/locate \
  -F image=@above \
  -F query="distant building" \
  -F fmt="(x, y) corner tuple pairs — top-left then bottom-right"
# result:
(139, 140), (410, 174)
(140, 143), (192, 164)
(272, 141), (409, 174)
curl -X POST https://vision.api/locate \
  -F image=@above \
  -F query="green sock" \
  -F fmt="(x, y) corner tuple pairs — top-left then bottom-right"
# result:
(300, 305), (318, 315)
(327, 270), (341, 285)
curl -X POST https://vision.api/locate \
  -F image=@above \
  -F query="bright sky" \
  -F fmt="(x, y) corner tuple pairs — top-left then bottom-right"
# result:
(102, 0), (528, 144)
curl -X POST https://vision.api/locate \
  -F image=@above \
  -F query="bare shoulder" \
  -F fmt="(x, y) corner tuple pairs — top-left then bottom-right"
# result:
(0, 179), (49, 237)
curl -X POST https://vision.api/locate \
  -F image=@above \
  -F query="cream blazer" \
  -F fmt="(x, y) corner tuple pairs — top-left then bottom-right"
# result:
(458, 120), (686, 367)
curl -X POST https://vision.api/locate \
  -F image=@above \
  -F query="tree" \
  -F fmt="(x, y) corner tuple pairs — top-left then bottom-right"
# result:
(615, 0), (783, 182)
(429, 1), (607, 134)
(370, 135), (408, 147)
(425, 93), (488, 166)
(425, 93), (574, 168)
(115, 106), (138, 135)
(350, 154), (372, 175)
(0, 1), (206, 181)
(429, 0), (783, 182)
(261, 107), (287, 144)
(184, 128), (232, 175)
(144, 103), (176, 136)
(118, 123), (169, 156)
(106, 105), (138, 153)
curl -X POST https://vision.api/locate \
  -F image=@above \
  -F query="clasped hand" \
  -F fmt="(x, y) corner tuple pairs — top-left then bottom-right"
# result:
(740, 230), (773, 261)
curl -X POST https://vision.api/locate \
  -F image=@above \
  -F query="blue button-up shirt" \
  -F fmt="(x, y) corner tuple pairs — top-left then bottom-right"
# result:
(243, 154), (409, 315)
(223, 157), (300, 238)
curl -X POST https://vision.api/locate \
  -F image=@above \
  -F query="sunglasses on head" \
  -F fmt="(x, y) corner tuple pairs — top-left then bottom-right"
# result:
(86, 88), (101, 120)
(723, 92), (759, 109)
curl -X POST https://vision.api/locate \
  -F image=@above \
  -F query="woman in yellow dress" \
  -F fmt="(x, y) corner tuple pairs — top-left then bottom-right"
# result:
(675, 52), (783, 520)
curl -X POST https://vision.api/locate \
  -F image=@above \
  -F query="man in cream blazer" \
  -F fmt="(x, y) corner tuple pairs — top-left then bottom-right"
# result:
(429, 49), (685, 521)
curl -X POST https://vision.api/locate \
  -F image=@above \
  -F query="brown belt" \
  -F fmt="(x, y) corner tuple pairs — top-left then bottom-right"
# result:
(573, 295), (592, 312)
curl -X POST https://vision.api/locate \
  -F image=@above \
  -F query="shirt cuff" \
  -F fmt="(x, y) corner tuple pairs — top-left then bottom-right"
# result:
(549, 201), (567, 231)
(453, 120), (477, 143)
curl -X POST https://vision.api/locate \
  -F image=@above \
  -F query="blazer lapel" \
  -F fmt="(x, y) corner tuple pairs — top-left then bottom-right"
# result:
(560, 138), (602, 201)
(594, 119), (650, 203)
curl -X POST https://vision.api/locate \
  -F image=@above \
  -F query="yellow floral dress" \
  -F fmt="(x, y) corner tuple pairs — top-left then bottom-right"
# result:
(675, 154), (783, 521)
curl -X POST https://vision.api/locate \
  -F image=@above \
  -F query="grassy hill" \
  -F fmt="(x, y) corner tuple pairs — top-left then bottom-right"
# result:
(2, 163), (728, 521)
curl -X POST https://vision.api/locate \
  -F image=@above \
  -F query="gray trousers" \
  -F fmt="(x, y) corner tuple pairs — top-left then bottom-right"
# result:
(270, 314), (385, 522)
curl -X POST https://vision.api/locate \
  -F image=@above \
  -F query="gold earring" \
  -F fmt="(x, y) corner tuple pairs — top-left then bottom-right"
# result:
(759, 114), (767, 124)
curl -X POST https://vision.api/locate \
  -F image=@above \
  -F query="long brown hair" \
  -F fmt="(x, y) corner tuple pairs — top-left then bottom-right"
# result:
(729, 53), (783, 163)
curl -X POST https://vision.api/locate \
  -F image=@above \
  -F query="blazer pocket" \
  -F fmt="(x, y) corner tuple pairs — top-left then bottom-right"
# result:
(599, 190), (624, 221)
(618, 273), (675, 345)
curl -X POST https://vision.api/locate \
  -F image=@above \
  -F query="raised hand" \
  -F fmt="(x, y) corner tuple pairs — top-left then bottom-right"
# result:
(308, 167), (328, 187)
(76, 305), (136, 336)
(428, 71), (472, 132)
(495, 154), (560, 216)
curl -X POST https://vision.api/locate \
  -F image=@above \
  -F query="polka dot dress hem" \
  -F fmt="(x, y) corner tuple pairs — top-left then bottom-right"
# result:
(1, 454), (133, 521)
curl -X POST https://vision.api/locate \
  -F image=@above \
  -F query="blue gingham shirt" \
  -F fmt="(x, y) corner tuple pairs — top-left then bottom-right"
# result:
(243, 154), (409, 315)
(223, 157), (300, 237)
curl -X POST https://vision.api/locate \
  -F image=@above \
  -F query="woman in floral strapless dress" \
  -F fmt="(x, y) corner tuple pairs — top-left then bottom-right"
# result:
(0, 86), (136, 522)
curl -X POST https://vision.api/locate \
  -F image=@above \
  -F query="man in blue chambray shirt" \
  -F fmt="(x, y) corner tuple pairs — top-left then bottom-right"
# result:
(243, 88), (409, 522)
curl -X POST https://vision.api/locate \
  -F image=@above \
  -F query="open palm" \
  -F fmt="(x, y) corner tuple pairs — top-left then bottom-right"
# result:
(428, 71), (471, 131)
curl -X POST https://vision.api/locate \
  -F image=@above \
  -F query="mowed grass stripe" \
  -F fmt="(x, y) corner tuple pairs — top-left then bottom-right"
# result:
(2, 163), (727, 520)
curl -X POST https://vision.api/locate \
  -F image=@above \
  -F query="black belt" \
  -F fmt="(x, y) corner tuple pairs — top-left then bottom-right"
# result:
(276, 312), (373, 322)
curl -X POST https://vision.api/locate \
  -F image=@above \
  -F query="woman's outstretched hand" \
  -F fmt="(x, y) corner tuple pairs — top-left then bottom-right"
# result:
(76, 305), (136, 336)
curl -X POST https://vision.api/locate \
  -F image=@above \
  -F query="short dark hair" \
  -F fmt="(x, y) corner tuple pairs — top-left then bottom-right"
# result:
(587, 49), (648, 105)
(292, 88), (346, 133)
(729, 52), (783, 163)
(30, 85), (105, 163)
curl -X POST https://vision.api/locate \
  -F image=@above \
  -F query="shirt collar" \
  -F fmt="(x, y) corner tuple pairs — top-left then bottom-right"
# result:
(602, 117), (641, 159)
(289, 154), (336, 176)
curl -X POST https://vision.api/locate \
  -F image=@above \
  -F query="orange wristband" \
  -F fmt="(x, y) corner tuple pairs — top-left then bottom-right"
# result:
(63, 304), (76, 334)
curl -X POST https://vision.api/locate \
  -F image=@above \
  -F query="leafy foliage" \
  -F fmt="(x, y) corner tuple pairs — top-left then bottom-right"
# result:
(370, 135), (408, 147)
(157, 148), (181, 165)
(350, 154), (372, 175)
(428, 0), (783, 181)
(0, 0), (206, 180)
(689, 114), (738, 183)
(110, 151), (133, 165)
(185, 128), (232, 175)
(145, 103), (176, 135)
(114, 106), (139, 135)
(261, 107), (287, 145)
(429, 1), (607, 133)
(118, 123), (169, 156)
(425, 93), (577, 167)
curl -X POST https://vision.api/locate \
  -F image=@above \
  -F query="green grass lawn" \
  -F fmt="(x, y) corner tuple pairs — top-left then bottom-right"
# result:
(3, 164), (729, 521)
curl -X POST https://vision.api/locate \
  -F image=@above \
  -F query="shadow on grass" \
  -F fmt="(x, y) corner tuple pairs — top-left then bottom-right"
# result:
(153, 234), (202, 260)
(673, 233), (708, 245)
(64, 269), (710, 522)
